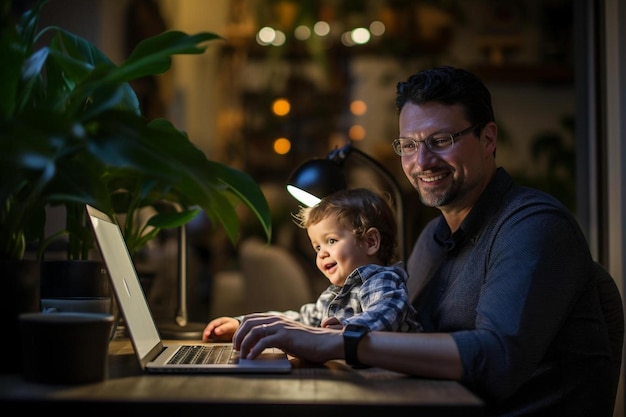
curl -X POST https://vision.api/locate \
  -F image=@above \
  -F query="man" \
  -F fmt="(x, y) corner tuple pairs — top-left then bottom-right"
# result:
(233, 66), (616, 416)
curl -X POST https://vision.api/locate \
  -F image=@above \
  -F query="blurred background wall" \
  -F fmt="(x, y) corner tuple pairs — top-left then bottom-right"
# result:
(40, 0), (578, 246)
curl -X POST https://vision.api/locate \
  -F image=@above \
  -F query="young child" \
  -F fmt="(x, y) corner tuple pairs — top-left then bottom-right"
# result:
(203, 188), (421, 342)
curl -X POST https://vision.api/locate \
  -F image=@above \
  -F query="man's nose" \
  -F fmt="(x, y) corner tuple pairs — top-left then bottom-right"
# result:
(406, 142), (436, 166)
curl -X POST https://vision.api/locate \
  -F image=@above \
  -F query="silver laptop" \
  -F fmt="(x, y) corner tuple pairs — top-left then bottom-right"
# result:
(86, 204), (292, 374)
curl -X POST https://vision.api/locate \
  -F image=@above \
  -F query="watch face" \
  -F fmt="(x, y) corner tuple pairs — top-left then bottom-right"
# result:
(343, 324), (369, 368)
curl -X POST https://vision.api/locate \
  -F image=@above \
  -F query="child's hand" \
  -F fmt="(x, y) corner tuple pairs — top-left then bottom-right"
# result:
(321, 316), (344, 330)
(202, 317), (241, 342)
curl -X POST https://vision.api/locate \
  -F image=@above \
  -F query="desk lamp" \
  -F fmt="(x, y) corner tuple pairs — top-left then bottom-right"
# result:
(286, 143), (406, 261)
(156, 224), (206, 339)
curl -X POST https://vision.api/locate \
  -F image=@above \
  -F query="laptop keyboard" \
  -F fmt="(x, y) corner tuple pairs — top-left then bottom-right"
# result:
(168, 345), (240, 365)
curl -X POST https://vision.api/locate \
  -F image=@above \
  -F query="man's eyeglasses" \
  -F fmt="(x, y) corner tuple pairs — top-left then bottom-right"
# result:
(392, 124), (482, 156)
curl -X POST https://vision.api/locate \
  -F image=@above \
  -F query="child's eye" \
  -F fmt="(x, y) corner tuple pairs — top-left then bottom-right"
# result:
(328, 238), (337, 245)
(313, 245), (320, 252)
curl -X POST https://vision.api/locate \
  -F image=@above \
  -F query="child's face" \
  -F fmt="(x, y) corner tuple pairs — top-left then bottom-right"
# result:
(306, 216), (374, 286)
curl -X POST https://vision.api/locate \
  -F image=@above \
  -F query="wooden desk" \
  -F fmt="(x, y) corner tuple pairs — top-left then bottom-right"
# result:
(0, 338), (483, 416)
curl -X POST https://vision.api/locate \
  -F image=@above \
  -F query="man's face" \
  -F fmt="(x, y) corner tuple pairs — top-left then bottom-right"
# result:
(397, 102), (496, 213)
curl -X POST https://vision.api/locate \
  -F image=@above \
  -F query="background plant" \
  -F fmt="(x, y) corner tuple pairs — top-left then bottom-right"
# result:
(0, 0), (271, 261)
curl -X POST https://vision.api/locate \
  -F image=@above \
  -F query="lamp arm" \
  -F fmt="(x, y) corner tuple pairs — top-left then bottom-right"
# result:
(156, 202), (205, 339)
(333, 145), (407, 262)
(175, 224), (188, 327)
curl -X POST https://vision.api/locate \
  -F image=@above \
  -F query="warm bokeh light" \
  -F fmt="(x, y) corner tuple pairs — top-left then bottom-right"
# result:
(313, 21), (330, 36)
(274, 137), (291, 154)
(257, 26), (275, 45)
(349, 125), (366, 141)
(271, 30), (286, 46)
(369, 21), (385, 36)
(294, 25), (311, 40)
(257, 26), (285, 46)
(351, 27), (370, 45)
(341, 31), (354, 47)
(350, 100), (367, 116)
(272, 98), (291, 116)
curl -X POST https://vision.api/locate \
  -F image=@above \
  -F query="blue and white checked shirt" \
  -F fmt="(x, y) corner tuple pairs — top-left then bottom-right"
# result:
(280, 263), (422, 332)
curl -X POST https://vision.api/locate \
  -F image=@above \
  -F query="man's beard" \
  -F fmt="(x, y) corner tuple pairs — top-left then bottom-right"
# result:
(413, 176), (456, 208)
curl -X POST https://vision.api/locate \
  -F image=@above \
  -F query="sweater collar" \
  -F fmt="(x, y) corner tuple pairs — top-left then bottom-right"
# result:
(434, 167), (513, 251)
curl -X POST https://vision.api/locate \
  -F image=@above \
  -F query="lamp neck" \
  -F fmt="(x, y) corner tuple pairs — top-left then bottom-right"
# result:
(327, 144), (352, 165)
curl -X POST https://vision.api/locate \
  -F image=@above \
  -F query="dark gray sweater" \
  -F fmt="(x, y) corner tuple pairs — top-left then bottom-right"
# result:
(408, 168), (613, 417)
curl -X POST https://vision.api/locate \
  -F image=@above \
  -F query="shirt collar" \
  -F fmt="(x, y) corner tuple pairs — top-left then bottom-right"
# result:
(434, 167), (513, 251)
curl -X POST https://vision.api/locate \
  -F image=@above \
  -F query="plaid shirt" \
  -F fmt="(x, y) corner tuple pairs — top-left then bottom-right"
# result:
(281, 263), (422, 332)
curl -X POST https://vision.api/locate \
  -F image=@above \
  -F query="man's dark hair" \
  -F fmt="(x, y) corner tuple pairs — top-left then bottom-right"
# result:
(396, 66), (495, 134)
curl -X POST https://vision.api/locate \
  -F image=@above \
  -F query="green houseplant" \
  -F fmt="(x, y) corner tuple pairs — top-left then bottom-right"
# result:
(0, 0), (272, 371)
(0, 0), (272, 262)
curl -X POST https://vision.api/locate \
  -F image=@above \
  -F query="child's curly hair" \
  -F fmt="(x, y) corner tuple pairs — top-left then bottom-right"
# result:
(292, 188), (398, 265)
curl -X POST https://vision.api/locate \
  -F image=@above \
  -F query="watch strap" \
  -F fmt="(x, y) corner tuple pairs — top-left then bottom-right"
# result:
(343, 324), (369, 369)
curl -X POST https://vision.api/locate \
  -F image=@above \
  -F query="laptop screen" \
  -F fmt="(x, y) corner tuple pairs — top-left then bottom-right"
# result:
(86, 205), (162, 360)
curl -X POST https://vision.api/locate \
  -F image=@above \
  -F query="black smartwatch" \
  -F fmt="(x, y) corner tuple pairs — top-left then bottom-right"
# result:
(343, 324), (370, 368)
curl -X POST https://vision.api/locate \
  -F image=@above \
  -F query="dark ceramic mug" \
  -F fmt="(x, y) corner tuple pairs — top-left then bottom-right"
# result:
(19, 312), (115, 384)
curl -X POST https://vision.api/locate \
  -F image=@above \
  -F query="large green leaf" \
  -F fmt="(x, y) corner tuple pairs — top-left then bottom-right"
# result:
(0, 0), (271, 260)
(0, 0), (43, 118)
(121, 31), (222, 80)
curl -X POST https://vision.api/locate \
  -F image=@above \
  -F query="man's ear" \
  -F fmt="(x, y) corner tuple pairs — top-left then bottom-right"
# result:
(364, 227), (381, 256)
(482, 121), (497, 155)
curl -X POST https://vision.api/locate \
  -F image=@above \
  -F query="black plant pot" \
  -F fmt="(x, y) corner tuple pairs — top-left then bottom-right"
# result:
(40, 260), (109, 298)
(40, 260), (119, 339)
(0, 260), (40, 374)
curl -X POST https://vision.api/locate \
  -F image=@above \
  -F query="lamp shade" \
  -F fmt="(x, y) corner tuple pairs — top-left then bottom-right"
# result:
(286, 158), (346, 207)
